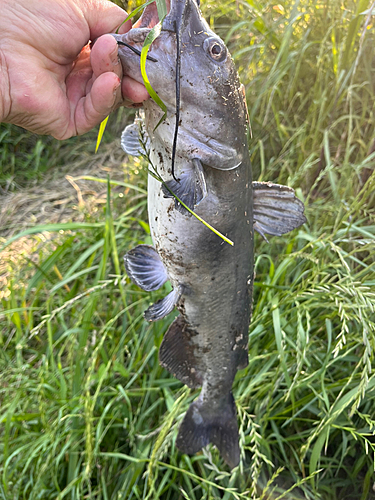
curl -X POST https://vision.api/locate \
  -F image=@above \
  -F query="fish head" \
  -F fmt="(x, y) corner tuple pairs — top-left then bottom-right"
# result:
(113, 0), (248, 170)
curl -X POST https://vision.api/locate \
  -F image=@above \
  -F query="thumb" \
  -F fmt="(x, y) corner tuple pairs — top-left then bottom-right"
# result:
(80, 0), (132, 40)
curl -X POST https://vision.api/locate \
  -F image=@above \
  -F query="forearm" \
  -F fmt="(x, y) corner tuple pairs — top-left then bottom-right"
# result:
(0, 48), (11, 123)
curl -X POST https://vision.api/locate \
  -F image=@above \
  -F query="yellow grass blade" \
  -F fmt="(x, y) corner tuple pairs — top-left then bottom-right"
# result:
(95, 116), (109, 153)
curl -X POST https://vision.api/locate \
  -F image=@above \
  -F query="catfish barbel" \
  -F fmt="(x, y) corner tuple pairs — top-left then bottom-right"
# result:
(112, 0), (306, 468)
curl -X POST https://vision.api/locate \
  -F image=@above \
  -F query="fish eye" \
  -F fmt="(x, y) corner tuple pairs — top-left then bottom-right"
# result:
(203, 37), (227, 63)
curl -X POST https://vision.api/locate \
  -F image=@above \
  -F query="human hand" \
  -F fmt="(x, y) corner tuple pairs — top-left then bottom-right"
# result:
(0, 0), (150, 139)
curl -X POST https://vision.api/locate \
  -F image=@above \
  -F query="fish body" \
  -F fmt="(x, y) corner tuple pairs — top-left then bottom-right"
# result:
(148, 129), (253, 468)
(114, 0), (305, 468)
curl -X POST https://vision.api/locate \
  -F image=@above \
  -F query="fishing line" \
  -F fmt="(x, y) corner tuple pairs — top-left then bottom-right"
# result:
(171, 19), (182, 182)
(117, 40), (158, 62)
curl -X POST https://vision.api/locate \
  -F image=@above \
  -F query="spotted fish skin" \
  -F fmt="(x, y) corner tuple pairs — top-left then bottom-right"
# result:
(113, 0), (305, 469)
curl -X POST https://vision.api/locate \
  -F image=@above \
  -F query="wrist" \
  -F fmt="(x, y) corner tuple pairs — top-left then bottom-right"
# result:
(0, 48), (11, 123)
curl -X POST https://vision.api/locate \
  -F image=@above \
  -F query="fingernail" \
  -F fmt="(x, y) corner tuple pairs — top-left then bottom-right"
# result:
(112, 78), (121, 98)
(110, 48), (119, 65)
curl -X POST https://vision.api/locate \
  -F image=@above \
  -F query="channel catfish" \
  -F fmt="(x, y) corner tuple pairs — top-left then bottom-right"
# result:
(113, 0), (306, 468)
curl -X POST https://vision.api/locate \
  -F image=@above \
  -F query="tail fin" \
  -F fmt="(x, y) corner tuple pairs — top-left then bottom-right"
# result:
(176, 392), (240, 469)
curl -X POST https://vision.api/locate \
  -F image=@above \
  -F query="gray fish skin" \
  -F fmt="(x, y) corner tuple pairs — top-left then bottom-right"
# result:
(114, 0), (257, 469)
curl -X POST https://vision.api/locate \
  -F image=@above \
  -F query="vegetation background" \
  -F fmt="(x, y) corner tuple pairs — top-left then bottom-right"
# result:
(1, 0), (375, 498)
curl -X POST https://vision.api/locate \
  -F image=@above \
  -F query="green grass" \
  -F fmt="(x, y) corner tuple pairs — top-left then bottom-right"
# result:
(1, 0), (375, 498)
(0, 108), (129, 190)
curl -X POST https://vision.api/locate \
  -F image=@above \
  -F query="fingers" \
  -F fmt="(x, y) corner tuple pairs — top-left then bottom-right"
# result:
(66, 44), (93, 106)
(91, 35), (121, 77)
(122, 76), (150, 104)
(73, 3), (151, 135)
(75, 71), (121, 136)
(91, 34), (150, 107)
(69, 33), (150, 137)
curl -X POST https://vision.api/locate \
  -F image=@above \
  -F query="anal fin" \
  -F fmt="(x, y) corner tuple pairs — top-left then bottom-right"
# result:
(253, 181), (306, 239)
(176, 392), (240, 470)
(124, 245), (168, 292)
(159, 315), (203, 389)
(162, 159), (207, 216)
(144, 286), (181, 321)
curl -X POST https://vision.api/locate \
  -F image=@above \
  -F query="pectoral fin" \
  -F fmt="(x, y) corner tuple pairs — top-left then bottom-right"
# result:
(144, 286), (181, 321)
(120, 114), (149, 156)
(162, 159), (207, 215)
(253, 182), (306, 240)
(124, 245), (168, 292)
(121, 122), (143, 156)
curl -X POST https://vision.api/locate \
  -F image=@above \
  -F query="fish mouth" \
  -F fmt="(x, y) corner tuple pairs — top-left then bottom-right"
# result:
(132, 1), (170, 30)
(132, 0), (202, 32)
(111, 1), (170, 60)
(113, 0), (204, 50)
(162, 0), (203, 34)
